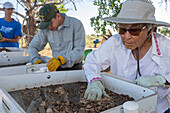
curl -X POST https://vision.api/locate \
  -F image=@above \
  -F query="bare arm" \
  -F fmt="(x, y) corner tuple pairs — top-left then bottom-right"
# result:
(0, 36), (19, 42)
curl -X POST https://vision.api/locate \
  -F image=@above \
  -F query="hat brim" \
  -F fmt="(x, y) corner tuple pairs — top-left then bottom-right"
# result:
(4, 7), (15, 9)
(38, 20), (51, 30)
(102, 17), (170, 27)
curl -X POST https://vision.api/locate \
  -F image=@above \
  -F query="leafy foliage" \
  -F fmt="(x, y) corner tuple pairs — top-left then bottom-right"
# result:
(56, 4), (68, 13)
(91, 0), (170, 36)
(158, 27), (170, 37)
(90, 0), (122, 35)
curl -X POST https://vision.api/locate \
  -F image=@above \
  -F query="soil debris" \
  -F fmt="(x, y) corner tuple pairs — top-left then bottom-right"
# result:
(9, 82), (134, 112)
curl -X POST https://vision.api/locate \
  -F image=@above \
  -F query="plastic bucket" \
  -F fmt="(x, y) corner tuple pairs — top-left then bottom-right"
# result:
(84, 49), (92, 61)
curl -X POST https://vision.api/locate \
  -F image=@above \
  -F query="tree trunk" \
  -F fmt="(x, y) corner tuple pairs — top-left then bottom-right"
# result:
(27, 14), (37, 43)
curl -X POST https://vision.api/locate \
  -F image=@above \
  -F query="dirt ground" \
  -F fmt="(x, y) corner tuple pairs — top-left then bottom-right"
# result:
(9, 82), (134, 113)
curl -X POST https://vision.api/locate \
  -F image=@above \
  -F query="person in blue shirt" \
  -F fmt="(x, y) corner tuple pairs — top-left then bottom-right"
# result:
(0, 2), (22, 48)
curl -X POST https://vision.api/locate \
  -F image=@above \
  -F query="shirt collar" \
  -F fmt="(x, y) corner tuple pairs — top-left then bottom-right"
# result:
(60, 13), (70, 28)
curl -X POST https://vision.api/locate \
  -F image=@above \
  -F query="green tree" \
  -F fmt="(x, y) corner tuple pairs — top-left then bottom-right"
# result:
(91, 0), (170, 36)
(158, 27), (170, 37)
(90, 0), (122, 35)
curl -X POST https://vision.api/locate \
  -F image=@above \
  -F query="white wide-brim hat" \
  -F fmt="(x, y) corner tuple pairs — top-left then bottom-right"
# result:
(102, 0), (170, 27)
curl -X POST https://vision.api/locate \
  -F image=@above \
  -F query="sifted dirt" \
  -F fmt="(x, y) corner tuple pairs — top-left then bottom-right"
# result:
(9, 82), (134, 113)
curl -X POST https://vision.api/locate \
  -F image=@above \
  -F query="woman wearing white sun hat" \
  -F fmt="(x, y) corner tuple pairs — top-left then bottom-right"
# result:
(83, 0), (170, 112)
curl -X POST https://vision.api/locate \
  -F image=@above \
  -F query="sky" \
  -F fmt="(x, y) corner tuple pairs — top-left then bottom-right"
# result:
(0, 0), (170, 35)
(65, 0), (170, 35)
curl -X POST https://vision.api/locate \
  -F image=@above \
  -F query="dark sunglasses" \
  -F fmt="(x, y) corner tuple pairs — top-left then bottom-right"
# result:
(116, 25), (146, 36)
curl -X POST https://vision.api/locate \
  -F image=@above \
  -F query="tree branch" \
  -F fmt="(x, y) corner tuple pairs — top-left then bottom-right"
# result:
(70, 0), (77, 10)
(16, 0), (28, 11)
(26, 0), (64, 16)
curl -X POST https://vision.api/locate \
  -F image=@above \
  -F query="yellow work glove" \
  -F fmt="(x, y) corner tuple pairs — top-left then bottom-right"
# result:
(46, 55), (65, 71)
(34, 60), (42, 64)
(84, 80), (109, 101)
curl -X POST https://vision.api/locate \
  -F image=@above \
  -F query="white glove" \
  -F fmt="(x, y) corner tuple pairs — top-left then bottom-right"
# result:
(134, 75), (166, 87)
(84, 80), (109, 101)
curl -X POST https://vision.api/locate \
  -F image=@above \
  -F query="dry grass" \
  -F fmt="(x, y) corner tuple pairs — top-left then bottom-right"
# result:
(38, 43), (52, 57)
(19, 35), (105, 58)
